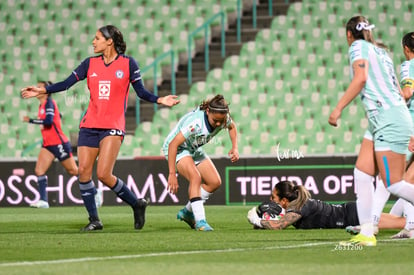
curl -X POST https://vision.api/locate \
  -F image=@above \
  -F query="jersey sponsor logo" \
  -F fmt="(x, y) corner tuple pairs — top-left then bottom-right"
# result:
(195, 135), (211, 146)
(115, 70), (124, 79)
(98, 80), (110, 100)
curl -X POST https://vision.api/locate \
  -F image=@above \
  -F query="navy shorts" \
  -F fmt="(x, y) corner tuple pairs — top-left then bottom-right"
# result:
(44, 141), (72, 161)
(78, 128), (125, 148)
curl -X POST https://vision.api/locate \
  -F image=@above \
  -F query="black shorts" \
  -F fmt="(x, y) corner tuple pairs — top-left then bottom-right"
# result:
(344, 202), (359, 226)
(78, 128), (125, 148)
(44, 141), (72, 161)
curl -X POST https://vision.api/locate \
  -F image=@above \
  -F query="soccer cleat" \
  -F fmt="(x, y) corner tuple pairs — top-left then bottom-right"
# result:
(29, 200), (49, 209)
(345, 225), (378, 235)
(339, 233), (377, 247)
(345, 225), (361, 235)
(391, 229), (414, 239)
(95, 189), (103, 208)
(195, 220), (213, 231)
(81, 217), (103, 232)
(133, 198), (147, 230)
(177, 208), (196, 229)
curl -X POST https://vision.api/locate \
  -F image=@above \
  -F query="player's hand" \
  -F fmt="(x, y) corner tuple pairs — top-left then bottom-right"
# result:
(22, 116), (30, 123)
(247, 207), (263, 228)
(409, 136), (414, 152)
(328, 108), (341, 127)
(167, 173), (179, 194)
(158, 95), (180, 107)
(228, 148), (239, 162)
(20, 86), (45, 99)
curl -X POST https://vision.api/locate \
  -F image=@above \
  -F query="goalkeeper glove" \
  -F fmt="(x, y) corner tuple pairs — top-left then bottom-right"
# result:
(247, 207), (263, 229)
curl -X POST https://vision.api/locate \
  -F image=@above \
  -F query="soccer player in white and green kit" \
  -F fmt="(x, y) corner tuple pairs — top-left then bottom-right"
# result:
(163, 94), (239, 231)
(347, 31), (414, 240)
(329, 16), (414, 246)
(390, 31), (414, 239)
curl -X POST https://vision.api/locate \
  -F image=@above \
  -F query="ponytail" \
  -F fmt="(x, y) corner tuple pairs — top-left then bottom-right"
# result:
(346, 15), (387, 49)
(287, 185), (311, 211)
(274, 181), (310, 212)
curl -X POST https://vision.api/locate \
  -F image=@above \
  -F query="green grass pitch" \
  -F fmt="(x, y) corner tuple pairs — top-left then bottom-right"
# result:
(0, 205), (413, 274)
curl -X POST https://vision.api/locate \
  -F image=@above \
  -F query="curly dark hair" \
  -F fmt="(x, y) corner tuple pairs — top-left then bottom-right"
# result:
(402, 32), (414, 53)
(199, 94), (229, 114)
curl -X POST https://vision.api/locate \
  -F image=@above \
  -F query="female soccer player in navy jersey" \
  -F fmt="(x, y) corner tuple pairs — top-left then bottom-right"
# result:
(23, 81), (78, 209)
(21, 25), (179, 231)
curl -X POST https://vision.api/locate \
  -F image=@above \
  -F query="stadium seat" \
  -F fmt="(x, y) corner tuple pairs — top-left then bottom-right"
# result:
(223, 55), (247, 72)
(271, 15), (295, 31)
(152, 107), (179, 137)
(1, 0), (412, 157)
(239, 41), (264, 58)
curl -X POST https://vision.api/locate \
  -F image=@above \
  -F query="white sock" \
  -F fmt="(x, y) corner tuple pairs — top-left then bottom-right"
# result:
(403, 200), (414, 230)
(387, 180), (414, 205)
(360, 223), (375, 237)
(191, 199), (205, 222)
(354, 168), (375, 236)
(185, 201), (192, 212)
(390, 198), (405, 216)
(184, 187), (212, 212)
(371, 179), (390, 226)
(201, 187), (213, 202)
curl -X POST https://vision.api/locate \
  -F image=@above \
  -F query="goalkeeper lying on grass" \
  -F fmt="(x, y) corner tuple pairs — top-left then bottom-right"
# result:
(247, 181), (406, 234)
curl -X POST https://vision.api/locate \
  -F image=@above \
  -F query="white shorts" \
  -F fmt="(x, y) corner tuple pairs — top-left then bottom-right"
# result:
(164, 148), (208, 166)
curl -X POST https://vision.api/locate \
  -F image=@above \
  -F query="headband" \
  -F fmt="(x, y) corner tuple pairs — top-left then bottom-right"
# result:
(100, 26), (111, 39)
(208, 104), (228, 113)
(356, 22), (375, 32)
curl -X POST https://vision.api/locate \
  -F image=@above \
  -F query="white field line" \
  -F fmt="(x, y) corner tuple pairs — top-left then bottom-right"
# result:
(0, 241), (335, 267)
(0, 239), (405, 268)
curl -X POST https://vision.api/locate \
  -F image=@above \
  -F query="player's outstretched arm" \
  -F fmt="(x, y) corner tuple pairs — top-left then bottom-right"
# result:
(227, 121), (239, 162)
(261, 212), (301, 230)
(248, 207), (301, 230)
(20, 86), (46, 99)
(157, 95), (180, 107)
(167, 132), (186, 194)
(328, 59), (367, 127)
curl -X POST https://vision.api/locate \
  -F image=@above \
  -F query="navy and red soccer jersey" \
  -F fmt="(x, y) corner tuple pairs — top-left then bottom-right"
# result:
(46, 54), (158, 132)
(37, 98), (69, 146)
(81, 55), (131, 130)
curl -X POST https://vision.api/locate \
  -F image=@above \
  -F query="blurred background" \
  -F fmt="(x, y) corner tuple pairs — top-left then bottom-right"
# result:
(0, 0), (411, 159)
